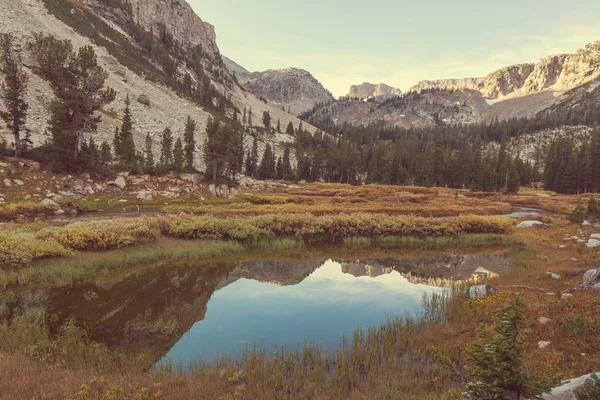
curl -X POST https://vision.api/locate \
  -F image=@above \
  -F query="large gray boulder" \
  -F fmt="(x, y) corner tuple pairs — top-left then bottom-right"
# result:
(543, 372), (600, 400)
(583, 268), (600, 287)
(516, 220), (546, 229)
(111, 176), (127, 189)
(468, 285), (497, 299)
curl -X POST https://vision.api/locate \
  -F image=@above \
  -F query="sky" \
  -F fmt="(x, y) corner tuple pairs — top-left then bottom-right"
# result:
(189, 0), (600, 97)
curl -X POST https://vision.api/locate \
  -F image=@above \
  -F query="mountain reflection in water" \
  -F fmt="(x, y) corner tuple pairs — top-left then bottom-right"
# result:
(39, 251), (508, 366)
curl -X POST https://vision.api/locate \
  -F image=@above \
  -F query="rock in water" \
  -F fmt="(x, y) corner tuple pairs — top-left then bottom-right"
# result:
(39, 198), (61, 210)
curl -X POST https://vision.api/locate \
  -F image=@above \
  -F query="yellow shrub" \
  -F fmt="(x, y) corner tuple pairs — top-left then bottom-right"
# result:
(0, 231), (72, 267)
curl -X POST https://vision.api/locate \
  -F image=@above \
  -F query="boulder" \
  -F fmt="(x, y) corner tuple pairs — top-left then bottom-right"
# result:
(29, 162), (41, 171)
(467, 285), (497, 299)
(543, 372), (600, 400)
(208, 184), (216, 196)
(593, 283), (600, 291)
(13, 179), (24, 186)
(39, 198), (61, 210)
(472, 267), (498, 278)
(587, 239), (600, 249)
(137, 93), (151, 106)
(219, 184), (229, 197)
(583, 268), (599, 286)
(111, 176), (127, 189)
(180, 173), (204, 184)
(516, 221), (546, 229)
(136, 191), (153, 201)
(590, 233), (600, 240)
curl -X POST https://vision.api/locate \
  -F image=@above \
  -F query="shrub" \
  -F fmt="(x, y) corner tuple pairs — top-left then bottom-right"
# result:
(587, 198), (600, 222)
(0, 231), (72, 267)
(568, 202), (588, 223)
(0, 203), (56, 221)
(40, 220), (160, 251)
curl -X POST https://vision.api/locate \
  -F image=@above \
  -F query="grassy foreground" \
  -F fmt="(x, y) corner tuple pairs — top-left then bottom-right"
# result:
(1, 183), (600, 398)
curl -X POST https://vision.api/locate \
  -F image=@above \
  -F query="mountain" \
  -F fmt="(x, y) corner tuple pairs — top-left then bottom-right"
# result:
(232, 67), (335, 116)
(410, 42), (600, 101)
(302, 88), (489, 129)
(0, 0), (316, 169)
(348, 82), (402, 101)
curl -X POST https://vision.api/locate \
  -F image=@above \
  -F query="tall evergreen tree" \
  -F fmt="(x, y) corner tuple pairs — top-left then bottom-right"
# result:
(144, 133), (154, 169)
(159, 127), (174, 167)
(262, 111), (271, 129)
(506, 160), (521, 194)
(0, 33), (28, 158)
(119, 94), (136, 166)
(183, 116), (197, 171)
(249, 137), (259, 178)
(173, 137), (184, 171)
(276, 118), (281, 132)
(100, 141), (112, 168)
(286, 121), (294, 135)
(258, 144), (275, 180)
(282, 147), (293, 181)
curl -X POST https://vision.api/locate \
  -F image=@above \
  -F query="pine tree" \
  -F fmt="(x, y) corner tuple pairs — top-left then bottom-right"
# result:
(249, 137), (259, 177)
(183, 116), (197, 171)
(276, 118), (281, 132)
(248, 106), (253, 126)
(258, 144), (275, 180)
(286, 121), (294, 135)
(0, 33), (28, 158)
(282, 147), (293, 181)
(262, 111), (271, 129)
(100, 141), (112, 168)
(506, 160), (520, 194)
(173, 137), (184, 171)
(159, 127), (174, 168)
(113, 126), (121, 158)
(119, 94), (136, 166)
(463, 295), (557, 399)
(560, 151), (579, 194)
(28, 34), (115, 171)
(242, 106), (247, 125)
(144, 133), (154, 169)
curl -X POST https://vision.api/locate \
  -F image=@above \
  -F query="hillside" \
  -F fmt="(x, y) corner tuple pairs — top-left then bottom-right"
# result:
(0, 0), (317, 169)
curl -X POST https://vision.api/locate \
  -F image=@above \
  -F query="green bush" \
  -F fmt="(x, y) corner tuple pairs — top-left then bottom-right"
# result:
(39, 220), (160, 251)
(568, 203), (588, 224)
(0, 231), (72, 267)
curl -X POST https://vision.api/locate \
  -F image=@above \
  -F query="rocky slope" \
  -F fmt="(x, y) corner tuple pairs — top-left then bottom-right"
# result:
(348, 82), (402, 101)
(410, 41), (600, 101)
(303, 89), (489, 129)
(0, 0), (316, 169)
(222, 55), (249, 76)
(232, 67), (335, 116)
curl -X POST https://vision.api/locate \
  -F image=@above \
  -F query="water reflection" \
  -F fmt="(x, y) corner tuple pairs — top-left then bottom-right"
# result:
(36, 250), (509, 366)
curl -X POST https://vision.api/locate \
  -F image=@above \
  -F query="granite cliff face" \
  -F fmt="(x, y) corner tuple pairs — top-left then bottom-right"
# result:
(410, 42), (600, 101)
(348, 82), (402, 101)
(234, 67), (335, 116)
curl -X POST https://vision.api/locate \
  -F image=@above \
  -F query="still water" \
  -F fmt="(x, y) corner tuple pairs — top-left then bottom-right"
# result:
(41, 247), (510, 366)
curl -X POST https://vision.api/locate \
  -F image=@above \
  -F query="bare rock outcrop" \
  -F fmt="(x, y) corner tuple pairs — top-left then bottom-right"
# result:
(348, 82), (402, 101)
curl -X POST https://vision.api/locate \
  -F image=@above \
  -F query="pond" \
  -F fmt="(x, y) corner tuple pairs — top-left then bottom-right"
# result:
(32, 242), (512, 367)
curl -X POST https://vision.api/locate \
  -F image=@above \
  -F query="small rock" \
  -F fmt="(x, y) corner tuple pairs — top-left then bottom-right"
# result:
(537, 341), (551, 349)
(118, 199), (128, 203)
(586, 239), (600, 249)
(111, 176), (127, 189)
(546, 272), (561, 280)
(516, 221), (546, 229)
(467, 285), (497, 299)
(537, 317), (554, 325)
(137, 93), (151, 106)
(29, 162), (41, 171)
(537, 193), (551, 198)
(559, 245), (568, 249)
(582, 220), (592, 226)
(13, 179), (24, 186)
(39, 198), (61, 210)
(136, 191), (153, 201)
(54, 210), (65, 216)
(208, 184), (216, 196)
(561, 293), (573, 300)
(593, 283), (600, 291)
(24, 194), (31, 200)
(583, 268), (599, 286)
(590, 233), (600, 240)
(3, 179), (11, 187)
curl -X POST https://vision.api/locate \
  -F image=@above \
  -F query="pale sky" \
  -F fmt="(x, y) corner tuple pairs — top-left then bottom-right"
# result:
(189, 0), (600, 97)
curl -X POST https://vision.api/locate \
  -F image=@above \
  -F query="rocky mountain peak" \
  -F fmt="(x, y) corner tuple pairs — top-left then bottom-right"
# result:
(348, 82), (402, 100)
(233, 65), (335, 116)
